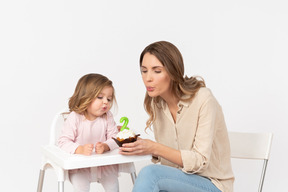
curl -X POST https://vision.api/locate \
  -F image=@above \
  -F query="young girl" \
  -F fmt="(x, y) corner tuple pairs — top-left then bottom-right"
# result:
(58, 73), (119, 192)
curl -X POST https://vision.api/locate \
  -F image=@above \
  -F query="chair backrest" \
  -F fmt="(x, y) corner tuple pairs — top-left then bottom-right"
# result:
(228, 131), (273, 192)
(49, 109), (70, 146)
(228, 132), (273, 160)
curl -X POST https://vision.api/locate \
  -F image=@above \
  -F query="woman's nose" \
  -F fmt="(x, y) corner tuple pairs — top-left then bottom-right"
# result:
(145, 72), (152, 82)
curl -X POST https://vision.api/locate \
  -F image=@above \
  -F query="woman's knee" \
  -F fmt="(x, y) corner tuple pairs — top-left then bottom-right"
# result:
(138, 164), (166, 180)
(133, 165), (163, 192)
(138, 164), (161, 178)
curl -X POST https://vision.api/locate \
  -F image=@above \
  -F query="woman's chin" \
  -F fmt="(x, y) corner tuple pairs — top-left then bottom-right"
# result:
(147, 92), (158, 97)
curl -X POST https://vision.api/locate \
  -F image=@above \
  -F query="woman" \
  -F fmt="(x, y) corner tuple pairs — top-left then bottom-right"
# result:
(119, 41), (234, 192)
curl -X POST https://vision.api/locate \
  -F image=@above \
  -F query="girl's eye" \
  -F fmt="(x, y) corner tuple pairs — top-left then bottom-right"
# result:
(107, 98), (112, 102)
(97, 97), (103, 99)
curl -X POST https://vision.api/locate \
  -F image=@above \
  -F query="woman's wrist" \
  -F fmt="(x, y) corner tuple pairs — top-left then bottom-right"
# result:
(151, 141), (161, 157)
(152, 142), (183, 167)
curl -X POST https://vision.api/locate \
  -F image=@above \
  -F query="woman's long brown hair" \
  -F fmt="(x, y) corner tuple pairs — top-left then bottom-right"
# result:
(140, 41), (206, 130)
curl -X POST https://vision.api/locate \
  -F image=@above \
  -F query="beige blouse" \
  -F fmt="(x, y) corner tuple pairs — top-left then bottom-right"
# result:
(152, 87), (234, 192)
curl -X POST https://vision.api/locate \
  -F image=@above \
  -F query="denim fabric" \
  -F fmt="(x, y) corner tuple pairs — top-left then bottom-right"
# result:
(132, 164), (221, 192)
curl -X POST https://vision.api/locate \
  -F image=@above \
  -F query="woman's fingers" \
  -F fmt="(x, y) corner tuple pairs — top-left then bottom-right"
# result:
(119, 148), (143, 155)
(119, 139), (152, 155)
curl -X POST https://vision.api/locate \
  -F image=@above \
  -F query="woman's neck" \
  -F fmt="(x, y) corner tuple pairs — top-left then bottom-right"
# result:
(164, 96), (178, 107)
(161, 89), (179, 106)
(161, 93), (179, 123)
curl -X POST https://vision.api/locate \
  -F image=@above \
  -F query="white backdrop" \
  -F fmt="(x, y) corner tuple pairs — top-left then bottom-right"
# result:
(0, 1), (287, 191)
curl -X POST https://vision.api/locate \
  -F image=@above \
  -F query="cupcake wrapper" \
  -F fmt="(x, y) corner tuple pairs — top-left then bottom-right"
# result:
(112, 134), (140, 147)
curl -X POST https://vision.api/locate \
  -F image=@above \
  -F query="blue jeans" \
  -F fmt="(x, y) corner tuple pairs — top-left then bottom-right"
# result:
(132, 164), (221, 192)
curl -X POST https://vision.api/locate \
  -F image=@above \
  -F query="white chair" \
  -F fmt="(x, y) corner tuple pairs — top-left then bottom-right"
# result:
(228, 131), (273, 192)
(37, 110), (151, 192)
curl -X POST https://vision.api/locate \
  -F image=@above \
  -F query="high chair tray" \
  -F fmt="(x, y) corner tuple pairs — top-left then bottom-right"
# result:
(41, 145), (151, 170)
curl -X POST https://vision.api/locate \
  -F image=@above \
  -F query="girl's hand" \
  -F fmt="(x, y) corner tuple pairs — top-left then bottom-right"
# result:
(119, 138), (156, 156)
(95, 142), (109, 154)
(75, 144), (94, 156)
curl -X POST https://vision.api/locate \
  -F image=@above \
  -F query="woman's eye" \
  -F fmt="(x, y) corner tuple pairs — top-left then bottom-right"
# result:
(155, 71), (161, 73)
(141, 70), (147, 73)
(97, 97), (103, 99)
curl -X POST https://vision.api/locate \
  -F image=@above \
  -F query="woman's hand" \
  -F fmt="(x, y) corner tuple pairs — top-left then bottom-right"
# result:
(119, 138), (157, 156)
(120, 138), (184, 167)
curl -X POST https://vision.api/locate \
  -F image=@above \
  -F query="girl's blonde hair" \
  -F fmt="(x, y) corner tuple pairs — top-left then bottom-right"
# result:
(139, 41), (206, 130)
(68, 73), (116, 115)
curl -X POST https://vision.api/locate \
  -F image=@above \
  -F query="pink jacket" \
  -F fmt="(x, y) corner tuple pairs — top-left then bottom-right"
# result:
(58, 111), (119, 154)
(57, 111), (119, 179)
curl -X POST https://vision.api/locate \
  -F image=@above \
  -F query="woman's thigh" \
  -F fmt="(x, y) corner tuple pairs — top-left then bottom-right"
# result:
(132, 164), (221, 192)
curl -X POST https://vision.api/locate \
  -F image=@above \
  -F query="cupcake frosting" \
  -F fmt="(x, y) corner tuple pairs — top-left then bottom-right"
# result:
(116, 129), (136, 140)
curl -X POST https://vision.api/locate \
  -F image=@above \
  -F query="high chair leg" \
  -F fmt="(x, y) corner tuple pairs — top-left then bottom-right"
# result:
(130, 172), (137, 184)
(37, 169), (45, 192)
(58, 181), (64, 192)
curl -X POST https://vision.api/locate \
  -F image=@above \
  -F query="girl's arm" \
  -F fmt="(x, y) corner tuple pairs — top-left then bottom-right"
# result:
(103, 111), (120, 150)
(57, 113), (80, 154)
(58, 112), (95, 156)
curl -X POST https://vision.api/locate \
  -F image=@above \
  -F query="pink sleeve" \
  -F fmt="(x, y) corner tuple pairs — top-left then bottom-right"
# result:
(104, 111), (119, 150)
(57, 112), (80, 154)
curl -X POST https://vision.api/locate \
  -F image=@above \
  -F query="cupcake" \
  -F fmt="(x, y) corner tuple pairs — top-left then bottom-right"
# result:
(113, 129), (140, 147)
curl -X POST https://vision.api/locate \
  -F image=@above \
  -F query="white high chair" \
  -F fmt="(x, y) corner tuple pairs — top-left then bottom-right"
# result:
(228, 131), (273, 192)
(37, 110), (151, 192)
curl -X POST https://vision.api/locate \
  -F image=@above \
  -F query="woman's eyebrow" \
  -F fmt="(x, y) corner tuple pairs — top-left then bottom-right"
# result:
(141, 66), (163, 69)
(152, 66), (164, 69)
